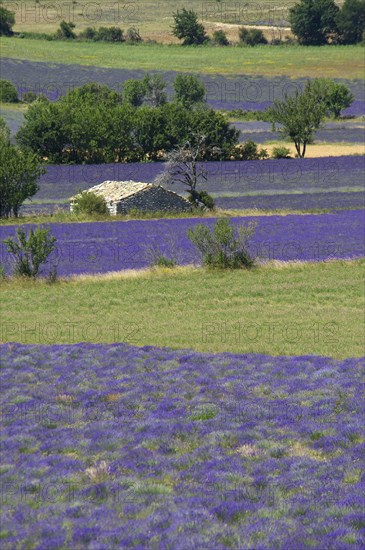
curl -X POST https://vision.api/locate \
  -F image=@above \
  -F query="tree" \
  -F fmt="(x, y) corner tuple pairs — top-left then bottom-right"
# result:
(0, 123), (45, 217)
(173, 74), (206, 107)
(0, 6), (15, 36)
(289, 0), (339, 45)
(0, 79), (18, 103)
(305, 79), (354, 118)
(267, 88), (327, 157)
(143, 74), (167, 107)
(154, 134), (214, 208)
(337, 0), (365, 44)
(123, 79), (147, 107)
(172, 8), (208, 45)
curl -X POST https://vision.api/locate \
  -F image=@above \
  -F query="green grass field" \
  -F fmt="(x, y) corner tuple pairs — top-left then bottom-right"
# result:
(1, 260), (364, 358)
(1, 38), (363, 78)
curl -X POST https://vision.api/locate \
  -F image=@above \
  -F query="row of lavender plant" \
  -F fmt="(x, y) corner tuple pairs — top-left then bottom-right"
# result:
(1, 210), (364, 276)
(1, 342), (364, 549)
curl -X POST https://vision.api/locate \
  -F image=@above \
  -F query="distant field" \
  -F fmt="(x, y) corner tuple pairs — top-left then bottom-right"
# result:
(5, 0), (300, 36)
(1, 38), (363, 79)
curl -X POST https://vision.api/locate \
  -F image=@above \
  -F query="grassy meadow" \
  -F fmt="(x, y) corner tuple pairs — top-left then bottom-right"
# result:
(1, 260), (364, 358)
(1, 38), (364, 79)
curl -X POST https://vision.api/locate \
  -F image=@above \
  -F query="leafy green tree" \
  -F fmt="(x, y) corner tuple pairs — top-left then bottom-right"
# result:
(289, 0), (339, 45)
(0, 6), (15, 36)
(3, 227), (56, 277)
(189, 106), (239, 159)
(0, 123), (45, 217)
(172, 8), (208, 45)
(337, 0), (365, 44)
(16, 101), (69, 163)
(55, 20), (76, 39)
(63, 83), (121, 107)
(0, 79), (18, 103)
(305, 78), (354, 118)
(123, 79), (147, 106)
(267, 88), (327, 157)
(173, 74), (206, 107)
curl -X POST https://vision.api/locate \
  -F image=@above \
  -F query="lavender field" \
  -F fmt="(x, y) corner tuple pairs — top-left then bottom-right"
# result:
(1, 210), (364, 276)
(1, 342), (364, 549)
(26, 155), (365, 211)
(2, 58), (365, 116)
(235, 121), (365, 144)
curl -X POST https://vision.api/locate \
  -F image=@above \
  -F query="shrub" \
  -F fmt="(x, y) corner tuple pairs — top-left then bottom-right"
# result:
(22, 91), (38, 103)
(271, 146), (292, 159)
(55, 21), (76, 39)
(72, 191), (109, 215)
(231, 140), (268, 160)
(0, 79), (18, 103)
(0, 6), (15, 36)
(187, 218), (256, 269)
(3, 227), (56, 278)
(239, 27), (267, 45)
(152, 256), (177, 268)
(79, 27), (97, 40)
(95, 27), (125, 42)
(126, 27), (142, 42)
(188, 190), (215, 210)
(212, 29), (229, 45)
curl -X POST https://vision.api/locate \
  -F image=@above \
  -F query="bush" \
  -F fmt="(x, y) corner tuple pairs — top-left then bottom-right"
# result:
(187, 218), (256, 269)
(79, 27), (97, 40)
(126, 27), (142, 42)
(94, 27), (125, 42)
(3, 227), (56, 278)
(0, 79), (18, 103)
(72, 191), (109, 215)
(188, 190), (215, 210)
(0, 6), (15, 36)
(55, 21), (76, 39)
(239, 27), (267, 45)
(152, 256), (177, 268)
(231, 140), (268, 160)
(271, 146), (292, 159)
(212, 29), (229, 45)
(22, 91), (38, 103)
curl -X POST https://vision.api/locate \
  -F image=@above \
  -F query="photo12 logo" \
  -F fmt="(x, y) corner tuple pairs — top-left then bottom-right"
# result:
(4, 2), (140, 25)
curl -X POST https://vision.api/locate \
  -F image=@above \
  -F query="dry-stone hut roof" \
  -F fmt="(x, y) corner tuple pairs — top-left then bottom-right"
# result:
(71, 180), (153, 202)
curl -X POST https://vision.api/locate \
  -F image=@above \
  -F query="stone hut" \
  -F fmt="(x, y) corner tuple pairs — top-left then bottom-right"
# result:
(70, 180), (192, 215)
